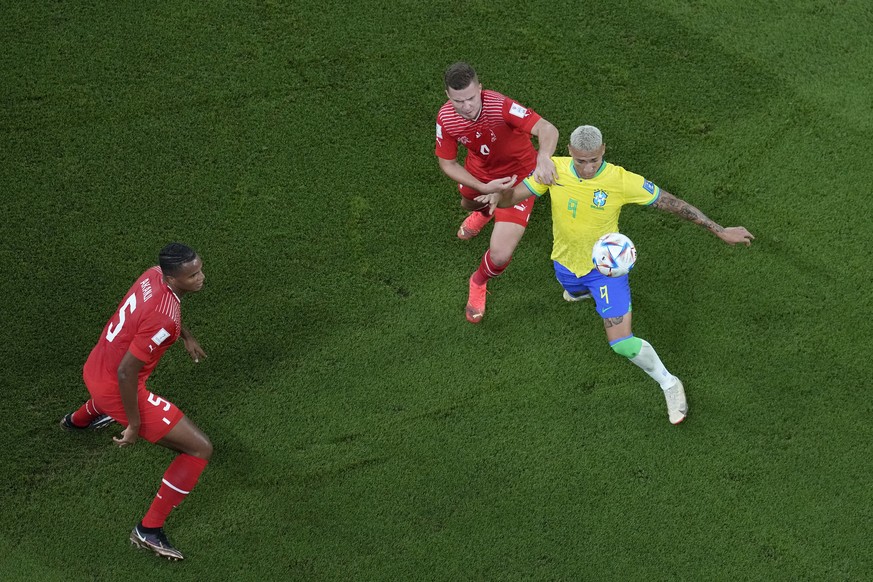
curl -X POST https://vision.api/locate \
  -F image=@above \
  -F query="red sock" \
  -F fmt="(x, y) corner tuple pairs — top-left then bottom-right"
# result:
(142, 454), (209, 528)
(471, 250), (511, 286)
(70, 399), (102, 427)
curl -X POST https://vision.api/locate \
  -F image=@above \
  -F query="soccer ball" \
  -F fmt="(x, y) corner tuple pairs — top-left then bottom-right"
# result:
(592, 232), (637, 277)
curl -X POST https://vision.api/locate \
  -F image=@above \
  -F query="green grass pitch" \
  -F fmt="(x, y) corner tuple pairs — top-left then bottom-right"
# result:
(2, 0), (872, 579)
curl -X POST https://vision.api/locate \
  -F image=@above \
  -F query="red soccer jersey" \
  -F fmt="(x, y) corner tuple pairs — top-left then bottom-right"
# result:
(435, 89), (541, 183)
(83, 266), (182, 387)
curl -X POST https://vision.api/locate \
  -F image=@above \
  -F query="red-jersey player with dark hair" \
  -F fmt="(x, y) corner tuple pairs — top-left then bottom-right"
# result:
(436, 62), (559, 323)
(60, 242), (211, 561)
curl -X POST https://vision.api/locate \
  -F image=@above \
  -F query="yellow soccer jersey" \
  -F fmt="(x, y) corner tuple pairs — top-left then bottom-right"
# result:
(523, 158), (660, 275)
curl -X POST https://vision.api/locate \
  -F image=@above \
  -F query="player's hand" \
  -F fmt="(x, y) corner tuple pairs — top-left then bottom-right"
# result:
(533, 157), (558, 185)
(718, 226), (755, 246)
(183, 336), (207, 364)
(482, 175), (517, 193)
(113, 424), (139, 448)
(474, 192), (502, 215)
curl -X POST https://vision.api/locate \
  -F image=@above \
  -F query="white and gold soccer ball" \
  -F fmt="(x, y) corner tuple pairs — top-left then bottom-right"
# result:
(592, 232), (637, 277)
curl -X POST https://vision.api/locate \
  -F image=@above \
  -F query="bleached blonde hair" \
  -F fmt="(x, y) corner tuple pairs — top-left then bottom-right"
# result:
(569, 125), (603, 151)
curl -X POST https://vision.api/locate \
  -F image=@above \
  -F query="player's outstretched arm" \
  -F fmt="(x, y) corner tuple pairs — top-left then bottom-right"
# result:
(437, 157), (517, 194)
(651, 190), (755, 246)
(180, 326), (207, 364)
(474, 183), (532, 214)
(530, 119), (559, 185)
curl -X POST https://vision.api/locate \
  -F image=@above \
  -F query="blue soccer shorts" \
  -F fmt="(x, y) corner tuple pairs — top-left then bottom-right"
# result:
(553, 260), (632, 318)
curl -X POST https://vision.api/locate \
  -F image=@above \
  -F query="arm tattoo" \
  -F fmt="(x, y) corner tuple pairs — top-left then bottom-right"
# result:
(604, 316), (624, 328)
(652, 190), (724, 233)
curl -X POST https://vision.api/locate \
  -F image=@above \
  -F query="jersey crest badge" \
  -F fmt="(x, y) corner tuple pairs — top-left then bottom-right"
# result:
(593, 190), (608, 207)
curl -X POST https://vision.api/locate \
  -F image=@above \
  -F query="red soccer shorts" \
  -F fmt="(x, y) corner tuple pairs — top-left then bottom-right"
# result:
(83, 370), (184, 443)
(458, 183), (535, 227)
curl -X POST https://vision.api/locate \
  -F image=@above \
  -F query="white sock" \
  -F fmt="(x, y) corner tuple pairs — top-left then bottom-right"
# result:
(629, 339), (676, 389)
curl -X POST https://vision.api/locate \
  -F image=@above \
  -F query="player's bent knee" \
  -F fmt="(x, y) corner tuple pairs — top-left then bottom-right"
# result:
(165, 416), (214, 459)
(610, 336), (642, 359)
(195, 434), (214, 460)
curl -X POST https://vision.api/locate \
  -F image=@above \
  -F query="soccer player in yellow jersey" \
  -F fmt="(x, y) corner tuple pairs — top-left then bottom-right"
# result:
(476, 125), (754, 424)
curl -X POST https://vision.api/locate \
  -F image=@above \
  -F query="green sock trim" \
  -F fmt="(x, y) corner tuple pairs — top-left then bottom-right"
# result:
(611, 336), (643, 358)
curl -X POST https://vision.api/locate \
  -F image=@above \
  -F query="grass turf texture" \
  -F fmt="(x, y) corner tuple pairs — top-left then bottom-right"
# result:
(2, 0), (872, 578)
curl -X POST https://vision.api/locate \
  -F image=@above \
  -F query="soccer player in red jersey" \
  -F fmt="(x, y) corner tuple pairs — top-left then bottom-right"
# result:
(60, 243), (212, 561)
(436, 62), (559, 323)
